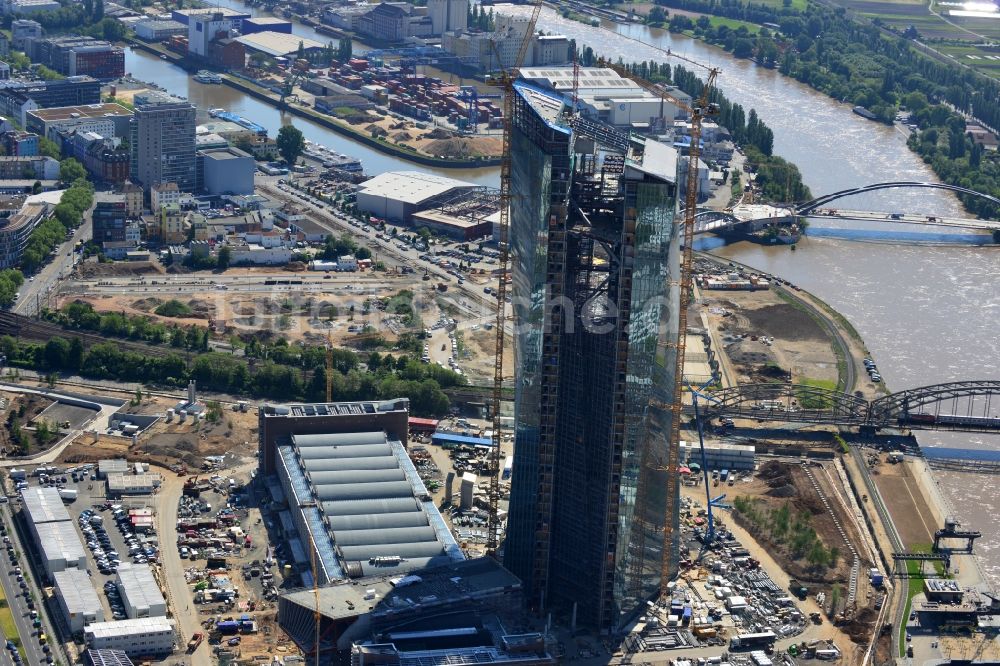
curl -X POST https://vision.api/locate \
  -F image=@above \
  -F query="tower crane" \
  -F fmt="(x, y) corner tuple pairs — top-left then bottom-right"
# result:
(485, 0), (543, 557)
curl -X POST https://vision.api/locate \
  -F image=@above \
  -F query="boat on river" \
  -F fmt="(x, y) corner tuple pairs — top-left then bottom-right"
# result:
(194, 70), (223, 84)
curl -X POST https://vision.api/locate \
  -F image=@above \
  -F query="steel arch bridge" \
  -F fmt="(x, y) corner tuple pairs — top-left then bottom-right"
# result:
(701, 383), (870, 424)
(795, 182), (1000, 216)
(699, 380), (1000, 431)
(868, 380), (1000, 429)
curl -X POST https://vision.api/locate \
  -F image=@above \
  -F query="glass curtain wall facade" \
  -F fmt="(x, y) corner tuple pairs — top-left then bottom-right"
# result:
(504, 82), (680, 633)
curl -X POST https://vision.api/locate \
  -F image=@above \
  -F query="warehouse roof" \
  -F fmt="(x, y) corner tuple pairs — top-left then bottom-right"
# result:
(278, 430), (462, 578)
(235, 31), (325, 57)
(21, 486), (71, 524)
(36, 520), (87, 564)
(85, 617), (174, 639)
(358, 171), (476, 206)
(54, 569), (103, 617)
(243, 16), (289, 25)
(115, 564), (165, 611)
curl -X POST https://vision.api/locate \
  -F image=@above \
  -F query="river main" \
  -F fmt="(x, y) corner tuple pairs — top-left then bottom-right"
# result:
(125, 6), (1000, 579)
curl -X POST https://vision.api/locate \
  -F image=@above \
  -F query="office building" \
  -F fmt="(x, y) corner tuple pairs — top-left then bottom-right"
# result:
(27, 102), (133, 140)
(0, 76), (101, 126)
(0, 199), (47, 268)
(84, 618), (175, 656)
(54, 569), (104, 633)
(427, 0), (467, 35)
(93, 193), (127, 244)
(24, 36), (125, 79)
(129, 91), (196, 191)
(358, 3), (431, 42)
(115, 564), (166, 619)
(11, 19), (41, 49)
(198, 146), (254, 195)
(503, 82), (681, 632)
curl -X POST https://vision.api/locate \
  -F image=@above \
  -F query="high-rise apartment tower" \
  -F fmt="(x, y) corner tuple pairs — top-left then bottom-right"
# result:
(129, 91), (196, 192)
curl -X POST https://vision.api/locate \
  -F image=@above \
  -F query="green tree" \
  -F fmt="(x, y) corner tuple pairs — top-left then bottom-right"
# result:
(276, 125), (305, 166)
(217, 245), (231, 271)
(59, 158), (86, 183)
(38, 137), (61, 159)
(647, 6), (667, 25)
(94, 0), (104, 21)
(44, 337), (70, 370)
(337, 37), (352, 63)
(68, 337), (84, 371)
(297, 40), (305, 61)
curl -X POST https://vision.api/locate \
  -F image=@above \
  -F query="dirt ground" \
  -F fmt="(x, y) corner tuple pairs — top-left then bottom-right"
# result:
(868, 453), (937, 547)
(702, 288), (838, 386)
(76, 261), (165, 278)
(58, 397), (259, 469)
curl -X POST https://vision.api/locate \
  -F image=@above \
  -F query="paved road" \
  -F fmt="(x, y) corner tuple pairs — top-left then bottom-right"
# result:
(14, 210), (89, 317)
(154, 473), (209, 666)
(0, 502), (66, 666)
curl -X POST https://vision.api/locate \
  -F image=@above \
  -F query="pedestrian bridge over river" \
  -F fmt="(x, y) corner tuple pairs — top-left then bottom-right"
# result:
(699, 380), (1000, 432)
(692, 181), (1000, 235)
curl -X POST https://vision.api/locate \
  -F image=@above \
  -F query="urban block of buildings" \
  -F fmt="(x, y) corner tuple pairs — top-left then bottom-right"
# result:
(23, 36), (125, 80)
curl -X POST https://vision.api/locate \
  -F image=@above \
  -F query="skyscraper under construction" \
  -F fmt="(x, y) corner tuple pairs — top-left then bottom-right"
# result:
(504, 81), (681, 632)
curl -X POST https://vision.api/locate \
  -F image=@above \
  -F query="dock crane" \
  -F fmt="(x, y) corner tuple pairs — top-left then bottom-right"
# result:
(485, 0), (543, 557)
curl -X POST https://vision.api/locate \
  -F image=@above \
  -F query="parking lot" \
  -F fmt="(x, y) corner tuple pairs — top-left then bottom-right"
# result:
(67, 474), (161, 617)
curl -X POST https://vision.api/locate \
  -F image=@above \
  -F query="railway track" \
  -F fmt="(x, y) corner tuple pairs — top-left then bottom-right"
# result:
(0, 312), (188, 359)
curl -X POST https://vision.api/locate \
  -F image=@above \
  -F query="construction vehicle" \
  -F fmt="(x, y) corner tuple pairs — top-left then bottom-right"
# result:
(485, 0), (543, 556)
(187, 632), (204, 652)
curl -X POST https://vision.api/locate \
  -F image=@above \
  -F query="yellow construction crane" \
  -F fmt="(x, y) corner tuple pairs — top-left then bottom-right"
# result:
(485, 0), (543, 557)
(595, 57), (720, 599)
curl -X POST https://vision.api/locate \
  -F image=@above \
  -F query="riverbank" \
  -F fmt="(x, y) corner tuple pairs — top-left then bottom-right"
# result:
(128, 41), (501, 170)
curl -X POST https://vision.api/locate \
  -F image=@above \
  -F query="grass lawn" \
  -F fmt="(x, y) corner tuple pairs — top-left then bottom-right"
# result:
(796, 378), (838, 409)
(932, 43), (1000, 80)
(0, 583), (25, 660)
(707, 15), (763, 32)
(746, 0), (808, 10)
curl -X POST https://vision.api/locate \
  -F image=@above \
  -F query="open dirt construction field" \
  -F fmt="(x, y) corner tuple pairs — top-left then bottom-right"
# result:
(701, 287), (839, 388)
